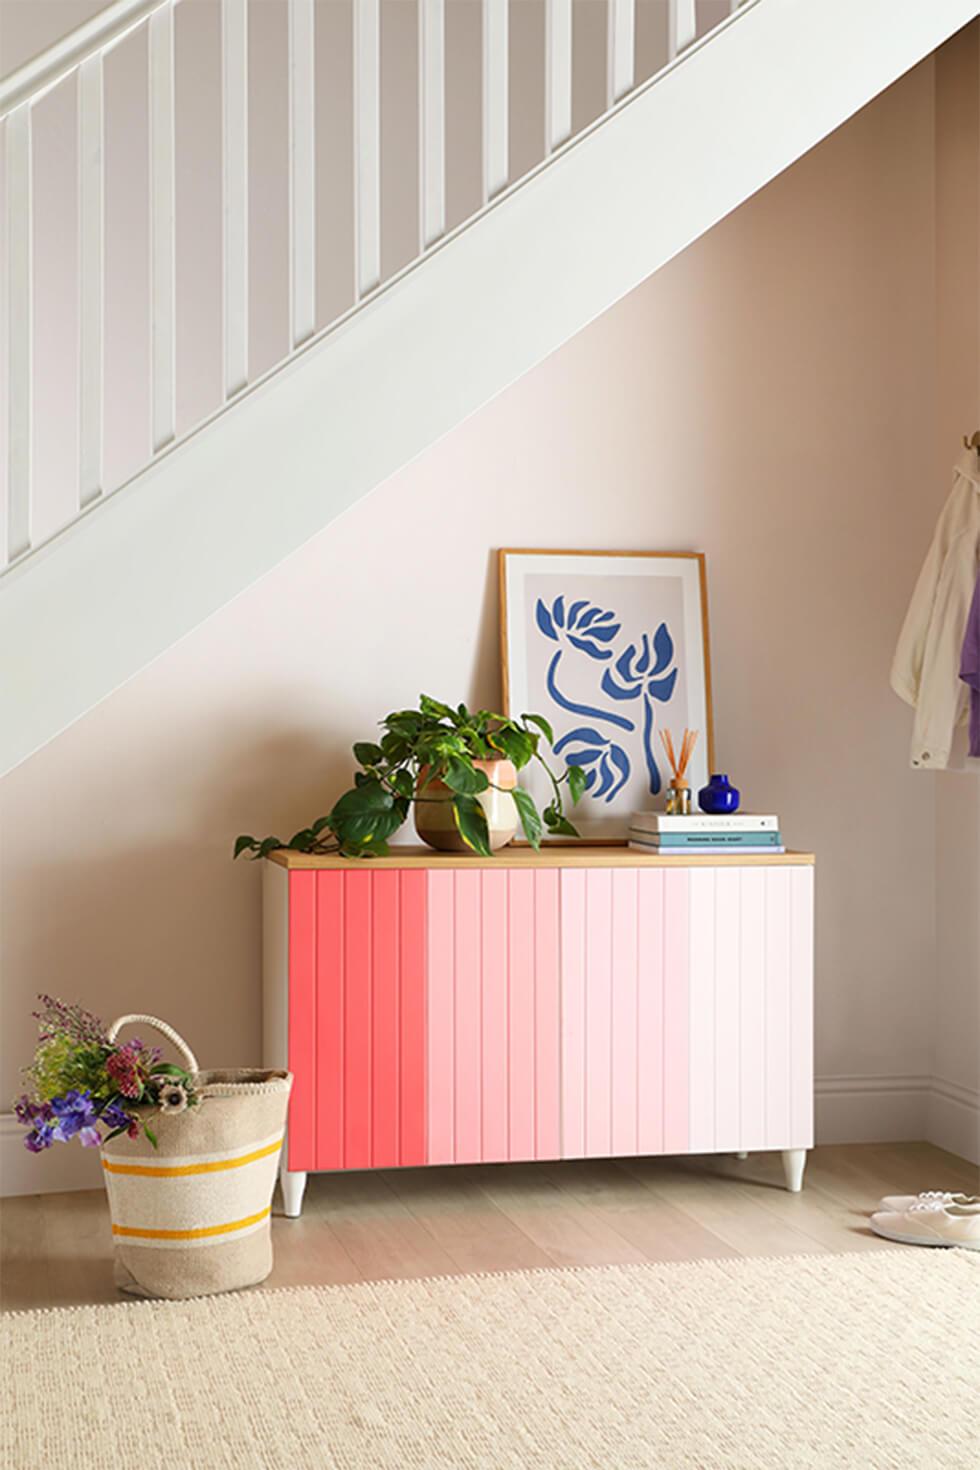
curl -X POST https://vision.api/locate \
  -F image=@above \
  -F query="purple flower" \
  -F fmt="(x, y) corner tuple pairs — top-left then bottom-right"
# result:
(50, 1089), (98, 1142)
(78, 1126), (102, 1148)
(24, 1122), (55, 1152)
(13, 1094), (53, 1127)
(100, 1100), (131, 1132)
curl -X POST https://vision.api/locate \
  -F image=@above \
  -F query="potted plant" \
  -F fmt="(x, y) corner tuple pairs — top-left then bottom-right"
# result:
(234, 695), (588, 860)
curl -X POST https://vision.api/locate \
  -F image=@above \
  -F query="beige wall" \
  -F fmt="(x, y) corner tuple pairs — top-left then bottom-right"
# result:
(1, 51), (955, 1119)
(933, 25), (980, 1153)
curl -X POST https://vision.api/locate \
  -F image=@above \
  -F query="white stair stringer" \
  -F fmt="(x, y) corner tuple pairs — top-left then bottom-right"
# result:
(2, 0), (976, 775)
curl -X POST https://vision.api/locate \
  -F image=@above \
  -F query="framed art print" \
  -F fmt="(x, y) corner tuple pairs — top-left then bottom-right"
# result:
(499, 550), (714, 840)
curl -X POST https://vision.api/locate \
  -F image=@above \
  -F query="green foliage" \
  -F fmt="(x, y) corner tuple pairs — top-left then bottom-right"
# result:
(233, 696), (586, 861)
(28, 1036), (108, 1104)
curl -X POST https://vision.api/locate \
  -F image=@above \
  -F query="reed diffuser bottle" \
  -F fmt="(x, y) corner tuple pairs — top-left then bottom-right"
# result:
(659, 728), (699, 816)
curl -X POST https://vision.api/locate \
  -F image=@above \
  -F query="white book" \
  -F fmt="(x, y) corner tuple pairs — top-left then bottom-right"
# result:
(628, 846), (787, 858)
(630, 811), (779, 834)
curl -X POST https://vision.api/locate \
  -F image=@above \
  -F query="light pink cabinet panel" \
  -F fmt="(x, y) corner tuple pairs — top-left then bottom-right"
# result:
(636, 869), (666, 1157)
(507, 872), (537, 1162)
(533, 870), (562, 1160)
(713, 869), (742, 1154)
(610, 869), (639, 1156)
(560, 869), (587, 1158)
(790, 868), (815, 1146)
(738, 869), (768, 1152)
(481, 871), (509, 1163)
(687, 866), (815, 1154)
(453, 873), (483, 1163)
(688, 868), (717, 1154)
(561, 866), (693, 1162)
(426, 869), (564, 1165)
(764, 869), (792, 1150)
(584, 870), (614, 1157)
(661, 869), (690, 1154)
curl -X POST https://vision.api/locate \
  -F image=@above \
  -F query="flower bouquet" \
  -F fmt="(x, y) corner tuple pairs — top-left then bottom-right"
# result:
(14, 995), (198, 1153)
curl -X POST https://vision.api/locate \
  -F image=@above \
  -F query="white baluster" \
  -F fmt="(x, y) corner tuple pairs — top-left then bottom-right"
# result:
(668, 0), (697, 60)
(4, 103), (32, 562)
(607, 0), (634, 108)
(288, 0), (316, 347)
(545, 0), (571, 154)
(354, 0), (380, 297)
(222, 0), (248, 397)
(78, 55), (104, 508)
(418, 0), (445, 250)
(148, 3), (175, 451)
(482, 0), (508, 202)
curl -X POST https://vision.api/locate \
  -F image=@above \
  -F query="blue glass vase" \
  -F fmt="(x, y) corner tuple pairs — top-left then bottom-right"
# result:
(698, 773), (740, 815)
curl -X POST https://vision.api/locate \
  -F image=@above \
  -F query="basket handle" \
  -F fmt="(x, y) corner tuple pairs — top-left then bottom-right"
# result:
(106, 1014), (199, 1073)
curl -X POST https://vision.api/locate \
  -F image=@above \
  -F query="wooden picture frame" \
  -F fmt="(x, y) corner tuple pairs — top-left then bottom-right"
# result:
(499, 549), (714, 840)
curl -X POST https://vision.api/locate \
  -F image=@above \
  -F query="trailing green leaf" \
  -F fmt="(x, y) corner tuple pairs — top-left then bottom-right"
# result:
(566, 765), (589, 806)
(442, 756), (490, 795)
(452, 794), (492, 856)
(511, 787), (543, 849)
(522, 712), (554, 746)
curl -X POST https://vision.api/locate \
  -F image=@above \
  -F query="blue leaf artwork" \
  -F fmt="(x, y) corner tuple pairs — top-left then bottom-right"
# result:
(554, 729), (631, 802)
(535, 598), (681, 803)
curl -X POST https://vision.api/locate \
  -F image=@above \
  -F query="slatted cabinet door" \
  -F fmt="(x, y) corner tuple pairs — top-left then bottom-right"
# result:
(278, 858), (814, 1179)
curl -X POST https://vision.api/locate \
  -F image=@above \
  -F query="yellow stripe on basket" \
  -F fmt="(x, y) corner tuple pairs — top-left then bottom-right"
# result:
(111, 1206), (271, 1241)
(102, 1137), (282, 1178)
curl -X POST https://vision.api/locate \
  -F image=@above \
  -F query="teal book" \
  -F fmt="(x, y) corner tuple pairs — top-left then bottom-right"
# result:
(632, 830), (783, 848)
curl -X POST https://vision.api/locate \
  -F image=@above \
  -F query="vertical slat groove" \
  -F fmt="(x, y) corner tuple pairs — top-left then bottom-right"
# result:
(354, 0), (380, 297)
(288, 0), (316, 347)
(544, 0), (571, 154)
(221, 0), (248, 397)
(78, 56), (104, 507)
(418, 0), (445, 249)
(606, 0), (634, 108)
(149, 2), (176, 452)
(4, 102), (32, 562)
(482, 0), (508, 202)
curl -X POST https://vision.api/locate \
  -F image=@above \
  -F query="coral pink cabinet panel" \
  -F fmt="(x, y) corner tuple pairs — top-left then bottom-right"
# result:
(263, 851), (815, 1217)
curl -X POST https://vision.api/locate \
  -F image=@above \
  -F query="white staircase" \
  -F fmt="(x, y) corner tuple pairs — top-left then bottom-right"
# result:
(2, 0), (977, 776)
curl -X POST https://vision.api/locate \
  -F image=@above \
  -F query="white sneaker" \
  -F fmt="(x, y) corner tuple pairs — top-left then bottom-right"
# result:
(878, 1189), (980, 1213)
(870, 1201), (980, 1250)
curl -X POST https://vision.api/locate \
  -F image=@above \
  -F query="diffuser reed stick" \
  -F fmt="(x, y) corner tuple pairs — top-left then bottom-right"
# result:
(659, 728), (699, 814)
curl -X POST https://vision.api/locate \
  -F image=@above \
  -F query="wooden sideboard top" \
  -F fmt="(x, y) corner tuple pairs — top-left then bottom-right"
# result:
(266, 843), (815, 871)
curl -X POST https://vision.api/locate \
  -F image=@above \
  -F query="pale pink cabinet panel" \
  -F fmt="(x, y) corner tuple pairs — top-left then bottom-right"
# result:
(263, 855), (815, 1217)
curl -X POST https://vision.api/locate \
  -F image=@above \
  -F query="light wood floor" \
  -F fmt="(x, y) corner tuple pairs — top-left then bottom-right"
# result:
(2, 1143), (976, 1313)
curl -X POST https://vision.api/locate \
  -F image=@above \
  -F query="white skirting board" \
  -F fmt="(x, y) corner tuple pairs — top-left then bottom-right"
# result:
(3, 1076), (976, 1197)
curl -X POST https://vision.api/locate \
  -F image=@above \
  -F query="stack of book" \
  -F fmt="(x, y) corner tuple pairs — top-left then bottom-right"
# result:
(629, 812), (784, 854)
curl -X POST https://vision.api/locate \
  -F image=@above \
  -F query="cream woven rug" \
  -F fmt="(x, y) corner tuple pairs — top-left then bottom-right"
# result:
(3, 1252), (978, 1469)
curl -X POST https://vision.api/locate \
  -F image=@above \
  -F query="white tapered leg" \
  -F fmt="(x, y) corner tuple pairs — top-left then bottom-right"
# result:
(280, 1167), (308, 1218)
(782, 1149), (806, 1193)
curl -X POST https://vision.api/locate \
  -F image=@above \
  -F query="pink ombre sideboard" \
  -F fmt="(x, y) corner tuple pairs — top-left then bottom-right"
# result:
(263, 847), (815, 1217)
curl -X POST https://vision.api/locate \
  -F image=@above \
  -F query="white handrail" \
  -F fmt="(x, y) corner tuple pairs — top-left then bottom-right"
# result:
(0, 0), (168, 117)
